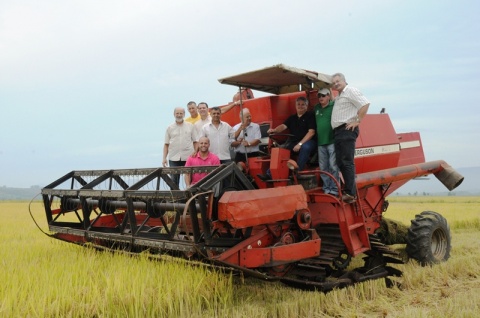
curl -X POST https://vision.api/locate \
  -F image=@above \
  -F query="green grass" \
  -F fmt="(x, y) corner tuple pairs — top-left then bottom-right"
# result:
(1, 199), (479, 317)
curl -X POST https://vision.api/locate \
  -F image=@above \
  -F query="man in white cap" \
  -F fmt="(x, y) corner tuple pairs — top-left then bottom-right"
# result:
(314, 88), (339, 196)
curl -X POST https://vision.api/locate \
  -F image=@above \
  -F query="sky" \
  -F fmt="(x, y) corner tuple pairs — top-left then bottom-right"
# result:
(1, 0), (480, 188)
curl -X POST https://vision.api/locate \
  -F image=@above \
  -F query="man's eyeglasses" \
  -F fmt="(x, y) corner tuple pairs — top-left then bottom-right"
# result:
(318, 94), (328, 98)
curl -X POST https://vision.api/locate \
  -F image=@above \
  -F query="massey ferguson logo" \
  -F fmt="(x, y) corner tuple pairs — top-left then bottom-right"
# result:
(355, 148), (375, 156)
(355, 144), (401, 157)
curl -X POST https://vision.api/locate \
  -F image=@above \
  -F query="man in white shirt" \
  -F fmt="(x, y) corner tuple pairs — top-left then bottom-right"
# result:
(194, 102), (212, 135)
(162, 107), (198, 186)
(201, 107), (234, 164)
(230, 108), (261, 163)
(194, 101), (240, 134)
(331, 73), (370, 204)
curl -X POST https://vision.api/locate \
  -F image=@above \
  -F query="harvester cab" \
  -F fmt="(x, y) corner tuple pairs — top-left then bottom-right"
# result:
(38, 64), (464, 291)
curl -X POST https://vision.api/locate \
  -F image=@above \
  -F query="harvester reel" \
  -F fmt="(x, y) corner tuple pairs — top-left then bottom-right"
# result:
(405, 211), (451, 266)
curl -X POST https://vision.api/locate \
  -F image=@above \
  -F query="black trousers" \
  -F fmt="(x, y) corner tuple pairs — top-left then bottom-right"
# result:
(333, 126), (359, 196)
(168, 160), (186, 187)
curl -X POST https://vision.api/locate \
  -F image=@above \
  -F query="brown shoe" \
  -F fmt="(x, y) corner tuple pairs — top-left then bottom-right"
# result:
(342, 193), (357, 204)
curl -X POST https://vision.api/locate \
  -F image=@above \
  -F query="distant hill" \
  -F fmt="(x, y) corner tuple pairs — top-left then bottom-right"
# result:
(0, 186), (42, 200)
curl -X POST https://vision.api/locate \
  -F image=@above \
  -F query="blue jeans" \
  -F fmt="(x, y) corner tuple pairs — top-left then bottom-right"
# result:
(334, 126), (358, 196)
(318, 143), (339, 195)
(282, 139), (316, 171)
(168, 160), (186, 188)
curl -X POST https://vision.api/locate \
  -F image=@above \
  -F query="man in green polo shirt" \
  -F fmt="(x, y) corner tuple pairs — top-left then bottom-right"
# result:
(315, 88), (340, 195)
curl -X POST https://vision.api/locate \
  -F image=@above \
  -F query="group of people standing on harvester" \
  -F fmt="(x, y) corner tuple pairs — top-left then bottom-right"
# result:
(162, 74), (370, 204)
(265, 73), (369, 203)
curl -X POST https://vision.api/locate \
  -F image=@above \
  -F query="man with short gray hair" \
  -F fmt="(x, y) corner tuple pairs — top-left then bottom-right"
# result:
(230, 108), (261, 163)
(331, 73), (370, 203)
(185, 101), (199, 124)
(267, 96), (316, 171)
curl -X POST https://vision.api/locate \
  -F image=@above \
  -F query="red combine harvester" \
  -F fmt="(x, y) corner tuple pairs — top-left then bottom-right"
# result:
(40, 64), (464, 291)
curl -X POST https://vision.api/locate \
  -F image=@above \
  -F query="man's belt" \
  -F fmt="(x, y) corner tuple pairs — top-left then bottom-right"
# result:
(333, 123), (347, 131)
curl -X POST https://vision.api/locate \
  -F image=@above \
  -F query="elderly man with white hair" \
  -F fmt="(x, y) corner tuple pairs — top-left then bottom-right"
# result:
(162, 107), (198, 186)
(331, 73), (370, 204)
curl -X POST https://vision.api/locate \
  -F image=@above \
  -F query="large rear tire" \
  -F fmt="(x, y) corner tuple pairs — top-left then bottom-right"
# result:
(405, 211), (451, 266)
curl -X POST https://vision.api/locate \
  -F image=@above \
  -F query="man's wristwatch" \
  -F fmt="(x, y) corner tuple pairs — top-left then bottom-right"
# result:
(298, 142), (303, 146)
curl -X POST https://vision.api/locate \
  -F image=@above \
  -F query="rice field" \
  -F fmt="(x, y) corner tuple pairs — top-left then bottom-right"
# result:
(0, 197), (479, 317)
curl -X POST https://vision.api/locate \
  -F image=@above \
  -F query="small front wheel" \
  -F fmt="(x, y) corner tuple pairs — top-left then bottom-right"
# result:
(405, 211), (451, 266)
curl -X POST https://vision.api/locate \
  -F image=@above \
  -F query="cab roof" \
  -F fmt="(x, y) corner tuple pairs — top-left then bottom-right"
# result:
(218, 63), (332, 95)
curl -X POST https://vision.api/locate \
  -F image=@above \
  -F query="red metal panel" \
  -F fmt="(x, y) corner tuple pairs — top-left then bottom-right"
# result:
(94, 214), (126, 227)
(221, 91), (307, 132)
(397, 132), (425, 166)
(240, 238), (321, 267)
(218, 185), (308, 228)
(247, 157), (271, 189)
(380, 132), (424, 195)
(215, 228), (274, 264)
(308, 201), (341, 226)
(270, 93), (300, 127)
(220, 97), (273, 126)
(248, 148), (291, 189)
(268, 147), (290, 187)
(355, 114), (401, 173)
(336, 204), (370, 256)
(359, 186), (384, 234)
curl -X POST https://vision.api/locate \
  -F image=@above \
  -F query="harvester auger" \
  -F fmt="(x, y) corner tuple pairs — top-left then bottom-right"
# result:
(39, 64), (464, 291)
